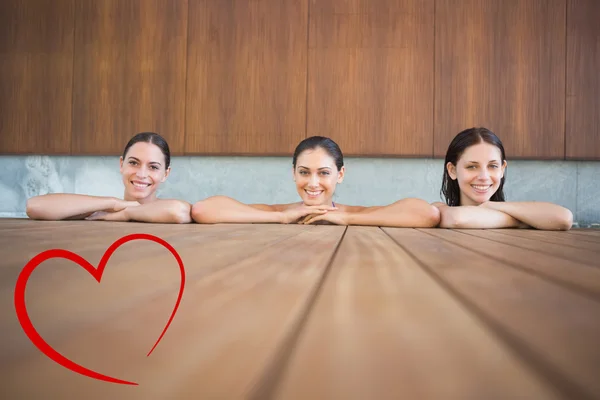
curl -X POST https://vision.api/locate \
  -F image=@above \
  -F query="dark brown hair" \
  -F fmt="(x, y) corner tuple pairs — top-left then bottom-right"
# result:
(441, 127), (506, 206)
(122, 132), (170, 168)
(292, 136), (344, 171)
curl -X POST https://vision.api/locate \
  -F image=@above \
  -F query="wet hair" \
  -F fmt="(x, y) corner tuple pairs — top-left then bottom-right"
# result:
(122, 132), (171, 169)
(292, 136), (344, 171)
(441, 127), (506, 206)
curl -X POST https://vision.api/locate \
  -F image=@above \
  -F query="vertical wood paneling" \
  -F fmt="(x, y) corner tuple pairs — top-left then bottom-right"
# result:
(0, 0), (74, 154)
(566, 0), (600, 160)
(185, 0), (308, 155)
(72, 0), (187, 155)
(434, 0), (566, 159)
(307, 0), (434, 157)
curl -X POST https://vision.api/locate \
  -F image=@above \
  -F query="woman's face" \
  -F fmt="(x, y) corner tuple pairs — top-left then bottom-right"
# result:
(447, 142), (507, 206)
(293, 147), (344, 206)
(120, 142), (170, 203)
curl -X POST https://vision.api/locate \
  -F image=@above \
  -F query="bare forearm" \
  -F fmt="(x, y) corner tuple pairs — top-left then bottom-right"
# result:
(439, 206), (522, 229)
(482, 201), (573, 230)
(347, 198), (440, 227)
(192, 196), (283, 224)
(26, 194), (117, 220)
(125, 200), (192, 224)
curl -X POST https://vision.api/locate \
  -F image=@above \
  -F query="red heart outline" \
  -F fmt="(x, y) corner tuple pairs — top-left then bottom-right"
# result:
(13, 233), (186, 386)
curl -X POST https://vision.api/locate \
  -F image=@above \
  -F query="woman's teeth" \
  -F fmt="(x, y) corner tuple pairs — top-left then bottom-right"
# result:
(306, 190), (323, 196)
(472, 184), (491, 191)
(132, 182), (150, 189)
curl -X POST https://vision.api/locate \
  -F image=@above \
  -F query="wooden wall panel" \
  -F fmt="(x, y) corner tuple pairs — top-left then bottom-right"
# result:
(72, 0), (187, 155)
(566, 0), (600, 160)
(307, 0), (435, 157)
(0, 0), (74, 154)
(434, 0), (566, 159)
(185, 0), (308, 155)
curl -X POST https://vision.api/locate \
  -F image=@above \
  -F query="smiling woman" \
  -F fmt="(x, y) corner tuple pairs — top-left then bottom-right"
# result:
(434, 127), (573, 230)
(191, 136), (440, 227)
(25, 132), (192, 224)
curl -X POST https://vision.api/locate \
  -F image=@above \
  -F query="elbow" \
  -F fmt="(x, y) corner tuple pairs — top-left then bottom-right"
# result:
(191, 195), (232, 224)
(191, 198), (216, 224)
(555, 208), (573, 231)
(438, 208), (463, 229)
(416, 202), (441, 228)
(425, 204), (441, 227)
(404, 198), (441, 228)
(172, 201), (192, 224)
(26, 197), (45, 220)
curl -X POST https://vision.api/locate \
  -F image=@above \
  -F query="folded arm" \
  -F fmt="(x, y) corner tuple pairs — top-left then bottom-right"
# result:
(480, 201), (573, 230)
(303, 198), (440, 227)
(116, 200), (192, 224)
(435, 203), (525, 229)
(26, 194), (128, 221)
(191, 196), (285, 224)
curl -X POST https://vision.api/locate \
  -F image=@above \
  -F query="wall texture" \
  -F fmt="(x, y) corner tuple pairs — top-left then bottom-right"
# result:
(1, 156), (598, 227)
(1, 0), (599, 159)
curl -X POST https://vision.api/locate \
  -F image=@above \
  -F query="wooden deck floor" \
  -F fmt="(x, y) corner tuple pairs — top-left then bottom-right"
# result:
(0, 219), (599, 399)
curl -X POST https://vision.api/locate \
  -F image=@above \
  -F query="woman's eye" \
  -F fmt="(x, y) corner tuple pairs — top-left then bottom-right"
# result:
(151, 166), (159, 170)
(129, 161), (137, 166)
(489, 165), (499, 169)
(300, 171), (308, 175)
(466, 165), (476, 169)
(320, 171), (330, 176)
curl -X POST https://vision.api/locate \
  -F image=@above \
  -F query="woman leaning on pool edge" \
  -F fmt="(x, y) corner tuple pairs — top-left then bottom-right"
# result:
(433, 127), (573, 230)
(191, 136), (440, 227)
(26, 132), (191, 224)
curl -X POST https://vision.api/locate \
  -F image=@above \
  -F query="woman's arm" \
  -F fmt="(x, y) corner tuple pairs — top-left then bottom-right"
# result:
(437, 204), (525, 229)
(302, 198), (441, 227)
(26, 194), (136, 221)
(480, 201), (573, 230)
(191, 195), (336, 224)
(86, 199), (192, 224)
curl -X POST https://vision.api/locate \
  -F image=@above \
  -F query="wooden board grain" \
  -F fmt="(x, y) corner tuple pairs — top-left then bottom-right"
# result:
(1, 223), (344, 399)
(384, 228), (600, 399)
(72, 0), (187, 155)
(307, 0), (434, 156)
(434, 0), (566, 159)
(185, 0), (308, 155)
(269, 227), (559, 399)
(0, 0), (74, 154)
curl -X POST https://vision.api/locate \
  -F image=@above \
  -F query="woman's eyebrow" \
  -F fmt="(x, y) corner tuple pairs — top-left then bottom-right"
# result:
(298, 166), (332, 170)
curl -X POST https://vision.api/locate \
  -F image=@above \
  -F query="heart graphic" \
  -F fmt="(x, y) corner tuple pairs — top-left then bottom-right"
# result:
(13, 233), (186, 386)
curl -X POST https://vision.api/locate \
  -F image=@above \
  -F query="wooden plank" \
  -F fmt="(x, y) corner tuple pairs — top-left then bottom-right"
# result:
(0, 224), (311, 363)
(567, 229), (600, 238)
(458, 229), (600, 267)
(0, 223), (281, 284)
(185, 0), (308, 155)
(71, 0), (187, 155)
(566, 0), (600, 160)
(434, 0), (566, 159)
(422, 228), (600, 301)
(487, 229), (600, 253)
(384, 228), (600, 399)
(0, 0), (74, 154)
(562, 232), (600, 243)
(268, 227), (558, 399)
(307, 0), (434, 156)
(1, 225), (345, 398)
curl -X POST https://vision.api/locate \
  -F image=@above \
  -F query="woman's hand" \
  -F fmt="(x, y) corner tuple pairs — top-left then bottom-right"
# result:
(85, 209), (129, 221)
(111, 199), (140, 212)
(86, 200), (140, 221)
(280, 204), (338, 224)
(301, 211), (350, 225)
